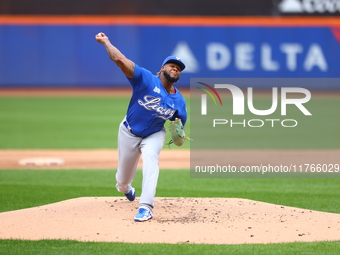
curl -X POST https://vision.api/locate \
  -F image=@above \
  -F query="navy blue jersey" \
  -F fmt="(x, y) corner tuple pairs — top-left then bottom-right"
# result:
(125, 64), (187, 137)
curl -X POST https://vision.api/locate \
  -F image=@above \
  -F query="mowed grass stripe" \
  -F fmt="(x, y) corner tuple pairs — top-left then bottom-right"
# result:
(1, 170), (339, 214)
(1, 97), (339, 149)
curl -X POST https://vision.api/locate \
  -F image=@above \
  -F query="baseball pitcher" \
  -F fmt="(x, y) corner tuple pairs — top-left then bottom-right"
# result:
(95, 32), (187, 222)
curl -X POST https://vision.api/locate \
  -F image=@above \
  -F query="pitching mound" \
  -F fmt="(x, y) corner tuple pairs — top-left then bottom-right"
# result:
(0, 197), (339, 244)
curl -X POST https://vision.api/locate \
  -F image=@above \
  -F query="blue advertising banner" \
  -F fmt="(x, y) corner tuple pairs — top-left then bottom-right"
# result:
(0, 23), (339, 88)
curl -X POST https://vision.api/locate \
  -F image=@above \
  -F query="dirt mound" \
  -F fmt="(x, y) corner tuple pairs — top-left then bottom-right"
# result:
(0, 197), (339, 244)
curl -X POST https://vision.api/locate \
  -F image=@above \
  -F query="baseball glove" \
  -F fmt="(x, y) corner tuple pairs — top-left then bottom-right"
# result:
(166, 118), (192, 147)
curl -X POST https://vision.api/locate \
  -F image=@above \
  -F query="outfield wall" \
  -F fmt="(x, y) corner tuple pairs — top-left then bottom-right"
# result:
(0, 16), (340, 89)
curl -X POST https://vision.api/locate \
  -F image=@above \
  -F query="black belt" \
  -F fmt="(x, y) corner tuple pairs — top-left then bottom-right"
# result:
(123, 120), (148, 138)
(123, 121), (133, 133)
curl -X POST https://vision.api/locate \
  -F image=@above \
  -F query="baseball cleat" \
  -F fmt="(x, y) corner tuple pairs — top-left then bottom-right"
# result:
(124, 188), (136, 201)
(134, 206), (153, 222)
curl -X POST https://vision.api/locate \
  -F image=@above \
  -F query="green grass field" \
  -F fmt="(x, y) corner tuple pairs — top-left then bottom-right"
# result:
(1, 239), (339, 255)
(0, 95), (339, 254)
(0, 97), (191, 149)
(1, 96), (339, 149)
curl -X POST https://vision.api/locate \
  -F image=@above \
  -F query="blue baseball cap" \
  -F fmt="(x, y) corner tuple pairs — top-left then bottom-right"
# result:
(162, 56), (186, 71)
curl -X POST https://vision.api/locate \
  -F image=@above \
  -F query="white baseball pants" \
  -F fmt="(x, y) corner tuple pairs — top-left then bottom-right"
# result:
(115, 118), (166, 208)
